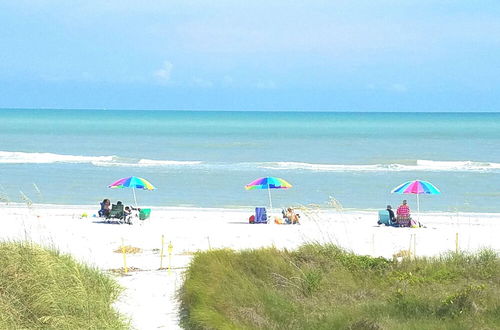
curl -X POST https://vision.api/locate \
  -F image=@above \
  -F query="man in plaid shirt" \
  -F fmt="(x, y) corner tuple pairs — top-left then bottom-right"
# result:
(396, 199), (410, 219)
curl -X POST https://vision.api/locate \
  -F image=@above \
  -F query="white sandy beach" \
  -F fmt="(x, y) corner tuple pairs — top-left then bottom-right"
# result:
(1, 204), (499, 329)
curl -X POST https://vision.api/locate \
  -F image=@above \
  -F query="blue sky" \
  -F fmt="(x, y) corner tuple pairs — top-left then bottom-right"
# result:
(1, 1), (500, 111)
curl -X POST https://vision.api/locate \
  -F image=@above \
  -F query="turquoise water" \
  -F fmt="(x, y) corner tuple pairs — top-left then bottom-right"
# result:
(0, 109), (499, 212)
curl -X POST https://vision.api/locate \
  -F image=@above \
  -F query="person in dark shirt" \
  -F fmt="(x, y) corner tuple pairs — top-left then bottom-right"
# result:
(387, 205), (396, 222)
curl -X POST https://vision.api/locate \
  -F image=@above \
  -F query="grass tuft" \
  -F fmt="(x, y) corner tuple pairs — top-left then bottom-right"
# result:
(180, 244), (500, 329)
(0, 241), (128, 329)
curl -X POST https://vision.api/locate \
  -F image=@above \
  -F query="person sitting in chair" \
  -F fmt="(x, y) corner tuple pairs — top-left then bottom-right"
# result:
(387, 205), (396, 222)
(293, 212), (301, 224)
(396, 200), (412, 227)
(282, 209), (291, 224)
(285, 208), (300, 225)
(98, 199), (111, 218)
(124, 206), (133, 224)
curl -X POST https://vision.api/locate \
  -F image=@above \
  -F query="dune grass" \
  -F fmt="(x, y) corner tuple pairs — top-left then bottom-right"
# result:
(180, 244), (500, 329)
(0, 241), (128, 329)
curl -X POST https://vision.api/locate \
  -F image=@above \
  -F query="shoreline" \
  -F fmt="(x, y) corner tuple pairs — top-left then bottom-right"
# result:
(3, 202), (500, 217)
(1, 203), (499, 261)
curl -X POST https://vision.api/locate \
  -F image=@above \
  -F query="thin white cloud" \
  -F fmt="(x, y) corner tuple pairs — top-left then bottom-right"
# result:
(154, 61), (173, 83)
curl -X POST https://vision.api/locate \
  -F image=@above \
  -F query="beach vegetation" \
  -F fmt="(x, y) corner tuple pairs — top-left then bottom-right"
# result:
(113, 245), (142, 254)
(180, 244), (500, 329)
(0, 241), (128, 329)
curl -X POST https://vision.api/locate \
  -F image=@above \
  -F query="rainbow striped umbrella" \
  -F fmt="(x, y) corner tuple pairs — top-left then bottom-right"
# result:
(391, 180), (440, 219)
(108, 176), (156, 207)
(245, 177), (292, 209)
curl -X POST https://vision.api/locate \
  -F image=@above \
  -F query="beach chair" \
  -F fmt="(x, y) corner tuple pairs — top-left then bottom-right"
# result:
(378, 210), (394, 226)
(254, 207), (268, 224)
(396, 216), (412, 227)
(139, 208), (151, 221)
(107, 203), (124, 222)
(98, 204), (107, 218)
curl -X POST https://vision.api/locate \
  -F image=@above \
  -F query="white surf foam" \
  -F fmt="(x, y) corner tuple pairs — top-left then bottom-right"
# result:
(258, 162), (384, 172)
(138, 159), (203, 166)
(0, 151), (114, 164)
(258, 160), (500, 172)
(416, 160), (500, 171)
(2, 151), (499, 172)
(92, 158), (203, 167)
(0, 151), (202, 167)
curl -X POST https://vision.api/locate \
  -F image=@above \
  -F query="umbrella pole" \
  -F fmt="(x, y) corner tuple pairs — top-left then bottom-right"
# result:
(267, 185), (273, 211)
(133, 187), (138, 208)
(416, 194), (420, 221)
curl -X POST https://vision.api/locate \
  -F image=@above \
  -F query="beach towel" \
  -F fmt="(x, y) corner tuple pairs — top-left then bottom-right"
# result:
(255, 207), (268, 224)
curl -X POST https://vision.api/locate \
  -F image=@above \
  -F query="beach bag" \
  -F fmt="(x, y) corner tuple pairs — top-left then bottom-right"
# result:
(139, 208), (151, 220)
(249, 215), (255, 224)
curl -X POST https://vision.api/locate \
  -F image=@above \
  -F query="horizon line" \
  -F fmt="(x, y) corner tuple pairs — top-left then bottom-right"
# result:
(1, 107), (499, 113)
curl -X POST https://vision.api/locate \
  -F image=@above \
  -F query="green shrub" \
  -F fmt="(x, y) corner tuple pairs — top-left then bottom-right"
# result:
(180, 244), (500, 329)
(0, 241), (127, 329)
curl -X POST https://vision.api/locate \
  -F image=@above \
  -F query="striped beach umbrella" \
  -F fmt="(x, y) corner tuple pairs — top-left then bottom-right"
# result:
(245, 177), (292, 210)
(391, 180), (440, 219)
(108, 176), (156, 207)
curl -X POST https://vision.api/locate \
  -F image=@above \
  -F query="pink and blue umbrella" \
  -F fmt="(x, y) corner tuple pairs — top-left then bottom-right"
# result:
(108, 176), (156, 206)
(245, 177), (292, 209)
(391, 180), (440, 219)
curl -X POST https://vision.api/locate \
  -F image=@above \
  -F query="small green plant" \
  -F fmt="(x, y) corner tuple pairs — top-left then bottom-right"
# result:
(347, 319), (383, 330)
(389, 288), (433, 316)
(302, 269), (322, 295)
(438, 284), (486, 318)
(19, 190), (33, 208)
(33, 183), (43, 201)
(327, 195), (344, 212)
(0, 192), (10, 204)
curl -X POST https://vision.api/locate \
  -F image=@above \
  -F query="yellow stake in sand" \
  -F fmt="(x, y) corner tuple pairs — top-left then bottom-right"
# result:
(121, 238), (128, 274)
(456, 232), (459, 253)
(168, 241), (173, 275)
(160, 235), (165, 269)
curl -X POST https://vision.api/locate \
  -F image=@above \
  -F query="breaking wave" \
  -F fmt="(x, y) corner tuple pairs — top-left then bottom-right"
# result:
(258, 160), (500, 172)
(93, 159), (203, 167)
(1, 151), (499, 172)
(0, 151), (114, 164)
(0, 151), (201, 167)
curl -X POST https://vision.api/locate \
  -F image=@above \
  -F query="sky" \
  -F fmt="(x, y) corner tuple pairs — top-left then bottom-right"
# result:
(1, 1), (500, 111)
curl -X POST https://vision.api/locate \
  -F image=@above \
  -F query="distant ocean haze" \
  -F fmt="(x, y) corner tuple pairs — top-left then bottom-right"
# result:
(0, 109), (499, 212)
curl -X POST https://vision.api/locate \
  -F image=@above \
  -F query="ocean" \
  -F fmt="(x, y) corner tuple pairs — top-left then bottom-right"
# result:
(1, 109), (499, 212)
